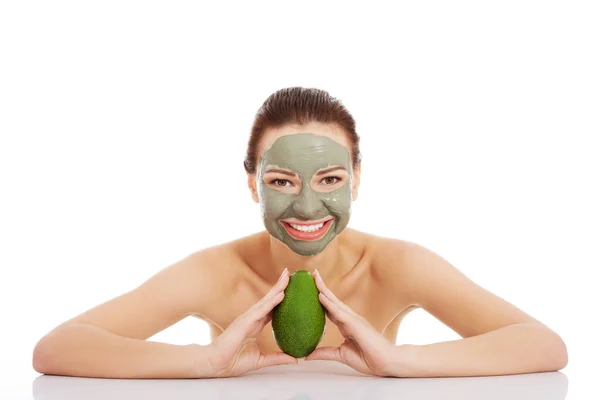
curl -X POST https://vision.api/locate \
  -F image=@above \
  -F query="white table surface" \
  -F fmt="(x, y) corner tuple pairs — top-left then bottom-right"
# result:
(27, 360), (568, 400)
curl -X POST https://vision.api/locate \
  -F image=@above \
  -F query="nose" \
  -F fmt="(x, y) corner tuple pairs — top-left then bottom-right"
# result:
(292, 187), (322, 219)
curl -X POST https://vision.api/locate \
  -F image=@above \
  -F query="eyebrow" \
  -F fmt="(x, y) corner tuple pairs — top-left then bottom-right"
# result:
(263, 168), (297, 177)
(314, 166), (347, 177)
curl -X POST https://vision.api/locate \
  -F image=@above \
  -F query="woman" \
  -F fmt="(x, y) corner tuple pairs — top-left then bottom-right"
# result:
(32, 87), (568, 379)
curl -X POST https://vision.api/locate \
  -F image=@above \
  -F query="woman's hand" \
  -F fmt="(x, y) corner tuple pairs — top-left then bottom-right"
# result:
(305, 269), (400, 377)
(204, 268), (298, 377)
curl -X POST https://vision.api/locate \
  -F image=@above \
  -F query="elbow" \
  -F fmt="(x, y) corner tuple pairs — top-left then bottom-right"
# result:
(537, 325), (568, 371)
(32, 336), (54, 374)
(32, 326), (70, 375)
(550, 333), (569, 371)
(515, 323), (568, 372)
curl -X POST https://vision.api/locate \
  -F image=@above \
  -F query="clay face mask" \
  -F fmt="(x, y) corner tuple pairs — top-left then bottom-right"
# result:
(257, 133), (352, 256)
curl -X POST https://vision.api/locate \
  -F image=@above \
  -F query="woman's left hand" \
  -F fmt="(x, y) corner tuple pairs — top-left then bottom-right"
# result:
(305, 269), (400, 376)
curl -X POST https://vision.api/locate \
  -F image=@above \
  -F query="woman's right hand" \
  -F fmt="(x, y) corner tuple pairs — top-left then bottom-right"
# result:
(203, 268), (297, 377)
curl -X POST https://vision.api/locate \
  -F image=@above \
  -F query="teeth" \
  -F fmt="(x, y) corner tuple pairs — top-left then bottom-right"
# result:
(289, 222), (325, 232)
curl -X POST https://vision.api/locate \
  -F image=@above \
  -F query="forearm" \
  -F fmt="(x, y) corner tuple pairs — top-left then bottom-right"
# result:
(32, 323), (209, 378)
(392, 323), (568, 377)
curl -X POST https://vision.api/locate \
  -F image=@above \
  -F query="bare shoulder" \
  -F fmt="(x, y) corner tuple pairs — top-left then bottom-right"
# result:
(183, 236), (255, 298)
(185, 231), (269, 292)
(339, 230), (409, 282)
(123, 242), (243, 317)
(361, 233), (448, 297)
(348, 230), (413, 269)
(133, 236), (250, 313)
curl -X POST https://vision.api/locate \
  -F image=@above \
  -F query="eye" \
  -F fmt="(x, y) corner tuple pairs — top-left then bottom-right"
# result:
(321, 176), (341, 185)
(271, 179), (292, 187)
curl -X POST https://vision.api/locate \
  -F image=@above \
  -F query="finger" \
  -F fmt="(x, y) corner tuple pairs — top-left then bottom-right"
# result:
(319, 292), (350, 324)
(215, 320), (248, 351)
(217, 270), (288, 349)
(262, 311), (273, 325)
(305, 346), (343, 363)
(252, 307), (274, 334)
(240, 291), (284, 333)
(266, 269), (289, 298)
(256, 290), (286, 318)
(324, 309), (340, 326)
(268, 268), (290, 294)
(255, 269), (289, 309)
(255, 352), (298, 370)
(217, 300), (279, 350)
(319, 295), (370, 345)
(219, 290), (285, 349)
(312, 269), (336, 300)
(325, 302), (381, 350)
(313, 270), (354, 314)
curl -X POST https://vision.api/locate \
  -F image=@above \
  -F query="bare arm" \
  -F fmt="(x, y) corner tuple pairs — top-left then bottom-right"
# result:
(382, 240), (568, 377)
(395, 322), (566, 377)
(32, 247), (230, 378)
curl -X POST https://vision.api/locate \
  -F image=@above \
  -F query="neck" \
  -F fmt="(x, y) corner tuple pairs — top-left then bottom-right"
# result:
(267, 234), (343, 282)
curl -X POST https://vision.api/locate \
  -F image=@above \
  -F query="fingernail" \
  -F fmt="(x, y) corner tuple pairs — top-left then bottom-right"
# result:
(315, 269), (320, 276)
(279, 269), (288, 280)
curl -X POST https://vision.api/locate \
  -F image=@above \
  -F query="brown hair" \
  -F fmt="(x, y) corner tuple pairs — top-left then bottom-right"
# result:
(244, 87), (361, 175)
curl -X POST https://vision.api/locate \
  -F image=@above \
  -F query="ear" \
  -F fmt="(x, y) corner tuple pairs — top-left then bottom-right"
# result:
(247, 172), (259, 203)
(352, 162), (361, 201)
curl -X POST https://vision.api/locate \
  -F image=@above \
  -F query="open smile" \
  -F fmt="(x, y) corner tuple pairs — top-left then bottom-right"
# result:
(279, 217), (334, 241)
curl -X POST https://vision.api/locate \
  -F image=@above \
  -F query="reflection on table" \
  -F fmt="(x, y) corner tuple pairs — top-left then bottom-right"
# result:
(32, 360), (568, 400)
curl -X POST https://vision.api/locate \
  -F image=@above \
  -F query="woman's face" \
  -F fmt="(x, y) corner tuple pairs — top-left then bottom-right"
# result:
(249, 123), (360, 256)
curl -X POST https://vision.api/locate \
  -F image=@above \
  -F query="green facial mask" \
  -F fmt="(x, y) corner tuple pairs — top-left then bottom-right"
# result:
(257, 133), (353, 256)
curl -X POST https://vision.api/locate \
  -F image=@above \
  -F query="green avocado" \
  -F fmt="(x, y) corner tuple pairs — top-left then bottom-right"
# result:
(272, 270), (326, 358)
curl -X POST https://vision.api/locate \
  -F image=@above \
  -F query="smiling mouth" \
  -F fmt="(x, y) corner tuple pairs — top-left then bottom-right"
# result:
(279, 217), (334, 241)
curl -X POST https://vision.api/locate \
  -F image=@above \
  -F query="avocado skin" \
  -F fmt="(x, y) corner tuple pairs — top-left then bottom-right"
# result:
(272, 270), (326, 358)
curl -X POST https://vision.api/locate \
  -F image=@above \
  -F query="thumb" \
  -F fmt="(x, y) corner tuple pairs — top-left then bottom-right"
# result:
(215, 314), (256, 355)
(305, 346), (343, 363)
(255, 352), (298, 370)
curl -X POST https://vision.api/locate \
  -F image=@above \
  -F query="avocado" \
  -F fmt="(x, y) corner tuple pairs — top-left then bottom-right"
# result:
(272, 270), (326, 358)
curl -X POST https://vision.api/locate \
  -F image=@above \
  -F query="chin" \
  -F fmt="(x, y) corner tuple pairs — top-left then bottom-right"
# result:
(286, 235), (337, 257)
(288, 246), (324, 257)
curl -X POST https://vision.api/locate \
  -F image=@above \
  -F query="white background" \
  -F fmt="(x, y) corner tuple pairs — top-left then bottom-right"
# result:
(1, 1), (598, 398)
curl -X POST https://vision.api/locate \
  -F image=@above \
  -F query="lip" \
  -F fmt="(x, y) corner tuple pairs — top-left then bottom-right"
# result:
(279, 218), (334, 241)
(280, 216), (334, 226)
